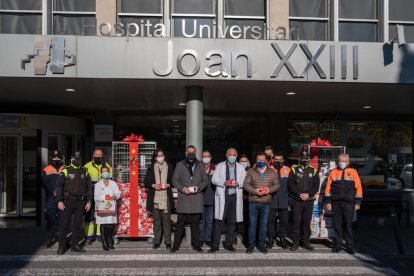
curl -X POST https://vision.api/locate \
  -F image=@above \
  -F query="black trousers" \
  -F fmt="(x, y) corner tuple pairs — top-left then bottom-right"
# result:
(212, 194), (237, 248)
(332, 201), (354, 248)
(173, 213), (201, 248)
(267, 208), (289, 240)
(44, 196), (59, 237)
(58, 199), (84, 247)
(292, 200), (313, 244)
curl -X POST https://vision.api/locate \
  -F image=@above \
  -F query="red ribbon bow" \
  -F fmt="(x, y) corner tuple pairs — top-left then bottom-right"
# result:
(310, 137), (332, 147)
(122, 133), (145, 142)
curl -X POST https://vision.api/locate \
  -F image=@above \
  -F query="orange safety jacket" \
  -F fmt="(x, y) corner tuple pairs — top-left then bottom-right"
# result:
(325, 167), (363, 205)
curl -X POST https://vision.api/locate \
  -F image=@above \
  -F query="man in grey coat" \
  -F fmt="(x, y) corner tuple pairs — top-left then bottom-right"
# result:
(171, 145), (208, 253)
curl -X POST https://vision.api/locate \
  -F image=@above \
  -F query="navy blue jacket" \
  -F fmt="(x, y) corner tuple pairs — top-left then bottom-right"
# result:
(41, 165), (64, 197)
(270, 166), (294, 209)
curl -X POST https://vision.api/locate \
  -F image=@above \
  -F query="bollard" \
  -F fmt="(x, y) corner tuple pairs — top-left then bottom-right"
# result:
(390, 207), (405, 255)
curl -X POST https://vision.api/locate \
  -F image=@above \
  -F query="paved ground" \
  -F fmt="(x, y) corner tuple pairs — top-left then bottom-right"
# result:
(0, 223), (413, 275)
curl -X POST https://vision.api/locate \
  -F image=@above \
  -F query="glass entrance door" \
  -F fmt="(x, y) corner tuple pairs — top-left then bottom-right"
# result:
(0, 134), (37, 216)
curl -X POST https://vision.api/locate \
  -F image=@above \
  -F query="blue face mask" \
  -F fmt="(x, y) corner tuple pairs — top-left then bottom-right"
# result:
(256, 161), (266, 168)
(339, 162), (347, 170)
(102, 172), (110, 179)
(227, 156), (237, 164)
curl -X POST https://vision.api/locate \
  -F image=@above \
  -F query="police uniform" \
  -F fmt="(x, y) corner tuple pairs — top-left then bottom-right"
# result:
(83, 160), (112, 242)
(41, 164), (64, 246)
(56, 161), (92, 253)
(325, 167), (363, 253)
(289, 163), (319, 250)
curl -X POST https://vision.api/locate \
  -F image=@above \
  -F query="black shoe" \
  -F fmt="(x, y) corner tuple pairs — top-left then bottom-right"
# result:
(170, 246), (179, 253)
(290, 243), (299, 251)
(153, 244), (160, 249)
(166, 244), (171, 250)
(345, 247), (355, 255)
(193, 246), (203, 252)
(332, 247), (341, 253)
(45, 236), (56, 248)
(246, 247), (254, 254)
(279, 238), (288, 249)
(71, 245), (86, 253)
(57, 244), (65, 255)
(303, 243), (315, 251)
(85, 240), (93, 246)
(223, 244), (237, 252)
(208, 246), (219, 253)
(259, 248), (268, 254)
(266, 239), (274, 249)
(205, 241), (212, 247)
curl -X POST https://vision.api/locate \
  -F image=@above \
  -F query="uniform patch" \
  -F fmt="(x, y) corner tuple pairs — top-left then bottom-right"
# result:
(68, 174), (75, 179)
(309, 173), (313, 177)
(347, 172), (351, 176)
(81, 174), (85, 179)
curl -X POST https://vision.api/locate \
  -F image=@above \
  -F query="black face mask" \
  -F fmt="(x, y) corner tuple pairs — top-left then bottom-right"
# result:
(300, 160), (309, 167)
(186, 153), (196, 164)
(51, 159), (62, 166)
(274, 161), (283, 169)
(93, 157), (103, 165)
(266, 155), (272, 161)
(72, 159), (81, 167)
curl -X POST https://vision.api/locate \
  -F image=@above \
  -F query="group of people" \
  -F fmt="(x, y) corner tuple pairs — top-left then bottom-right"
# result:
(42, 145), (363, 256)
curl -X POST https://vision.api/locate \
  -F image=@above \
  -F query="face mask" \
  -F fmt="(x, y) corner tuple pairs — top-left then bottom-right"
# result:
(227, 156), (237, 164)
(274, 161), (283, 169)
(93, 157), (103, 165)
(266, 155), (272, 161)
(300, 160), (309, 167)
(72, 159), (81, 167)
(240, 162), (250, 169)
(256, 161), (266, 168)
(202, 157), (211, 164)
(186, 153), (196, 164)
(102, 172), (110, 179)
(51, 159), (62, 166)
(339, 162), (347, 170)
(156, 156), (165, 164)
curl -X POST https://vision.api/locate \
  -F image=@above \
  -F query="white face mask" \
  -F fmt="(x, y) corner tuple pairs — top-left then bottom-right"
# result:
(202, 157), (211, 164)
(156, 156), (165, 164)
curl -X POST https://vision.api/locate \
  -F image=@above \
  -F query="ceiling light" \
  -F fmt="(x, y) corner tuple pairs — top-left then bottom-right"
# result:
(172, 119), (179, 122)
(286, 92), (296, 95)
(178, 103), (186, 106)
(65, 88), (76, 92)
(174, 125), (180, 128)
(363, 106), (372, 109)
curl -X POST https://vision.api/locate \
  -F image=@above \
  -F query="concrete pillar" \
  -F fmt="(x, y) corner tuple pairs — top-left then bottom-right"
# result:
(96, 0), (117, 36)
(185, 86), (203, 159)
(268, 0), (290, 40)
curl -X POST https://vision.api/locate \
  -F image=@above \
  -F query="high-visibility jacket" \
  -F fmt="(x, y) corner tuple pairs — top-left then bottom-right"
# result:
(325, 167), (363, 205)
(83, 161), (112, 183)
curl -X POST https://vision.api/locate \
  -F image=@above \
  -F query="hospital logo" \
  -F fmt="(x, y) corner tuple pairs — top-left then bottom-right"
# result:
(21, 36), (76, 75)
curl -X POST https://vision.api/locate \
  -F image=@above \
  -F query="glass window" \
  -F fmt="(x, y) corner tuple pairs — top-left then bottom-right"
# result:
(289, 0), (328, 18)
(225, 0), (265, 17)
(339, 22), (377, 42)
(173, 0), (214, 14)
(119, 0), (162, 14)
(389, 0), (414, 22)
(53, 15), (96, 35)
(288, 121), (413, 190)
(118, 17), (163, 36)
(339, 0), (377, 19)
(290, 20), (327, 41)
(173, 17), (214, 37)
(225, 19), (265, 39)
(389, 24), (414, 43)
(0, 13), (41, 34)
(0, 0), (42, 10)
(54, 0), (96, 12)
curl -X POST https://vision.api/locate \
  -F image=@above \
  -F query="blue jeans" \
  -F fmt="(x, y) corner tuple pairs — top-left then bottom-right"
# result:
(248, 202), (270, 249)
(199, 205), (214, 242)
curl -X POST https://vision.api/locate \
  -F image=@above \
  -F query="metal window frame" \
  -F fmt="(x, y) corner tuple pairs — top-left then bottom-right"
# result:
(118, 13), (163, 17)
(117, 0), (163, 15)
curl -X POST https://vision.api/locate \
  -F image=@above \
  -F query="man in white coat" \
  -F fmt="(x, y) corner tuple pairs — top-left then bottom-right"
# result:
(208, 148), (246, 253)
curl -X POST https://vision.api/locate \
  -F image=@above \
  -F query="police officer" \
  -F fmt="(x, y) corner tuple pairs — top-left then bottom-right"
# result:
(325, 153), (363, 255)
(289, 151), (319, 251)
(56, 151), (92, 255)
(83, 149), (112, 245)
(41, 150), (64, 248)
(266, 151), (294, 250)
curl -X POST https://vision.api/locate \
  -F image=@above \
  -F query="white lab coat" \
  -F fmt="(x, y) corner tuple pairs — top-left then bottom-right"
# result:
(212, 161), (246, 222)
(94, 179), (121, 224)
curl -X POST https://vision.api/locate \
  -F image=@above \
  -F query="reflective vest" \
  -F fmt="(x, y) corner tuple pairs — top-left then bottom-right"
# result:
(83, 161), (112, 183)
(61, 165), (89, 196)
(291, 164), (317, 193)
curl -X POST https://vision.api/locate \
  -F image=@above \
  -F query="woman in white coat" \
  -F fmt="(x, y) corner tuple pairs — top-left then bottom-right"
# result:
(208, 148), (246, 253)
(94, 166), (121, 251)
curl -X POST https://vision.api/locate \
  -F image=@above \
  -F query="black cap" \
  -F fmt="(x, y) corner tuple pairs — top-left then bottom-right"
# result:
(51, 150), (62, 159)
(299, 151), (309, 159)
(72, 151), (82, 159)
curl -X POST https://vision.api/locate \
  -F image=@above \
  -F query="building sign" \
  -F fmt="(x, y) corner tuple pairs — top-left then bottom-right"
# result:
(21, 36), (76, 75)
(95, 125), (113, 142)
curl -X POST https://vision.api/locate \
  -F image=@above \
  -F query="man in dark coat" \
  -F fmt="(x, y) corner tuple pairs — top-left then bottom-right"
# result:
(171, 145), (208, 253)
